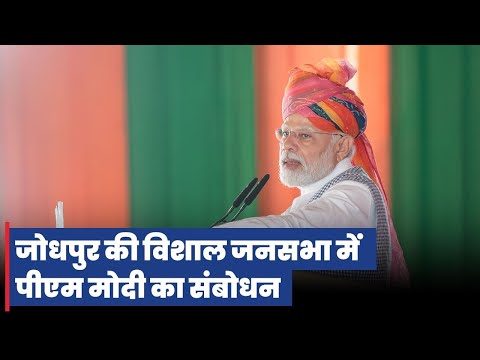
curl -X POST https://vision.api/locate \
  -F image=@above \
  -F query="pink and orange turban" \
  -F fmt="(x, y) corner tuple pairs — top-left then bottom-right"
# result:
(282, 58), (366, 139)
(282, 58), (379, 189)
(282, 57), (409, 287)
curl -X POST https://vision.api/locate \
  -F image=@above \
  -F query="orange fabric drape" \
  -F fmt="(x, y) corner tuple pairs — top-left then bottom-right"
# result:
(254, 45), (390, 215)
(0, 45), (129, 231)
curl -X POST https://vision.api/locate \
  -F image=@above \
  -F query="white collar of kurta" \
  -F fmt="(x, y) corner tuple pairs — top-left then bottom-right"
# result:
(299, 157), (354, 196)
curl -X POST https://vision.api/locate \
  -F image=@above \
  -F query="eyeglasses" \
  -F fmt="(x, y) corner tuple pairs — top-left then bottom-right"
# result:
(275, 128), (344, 144)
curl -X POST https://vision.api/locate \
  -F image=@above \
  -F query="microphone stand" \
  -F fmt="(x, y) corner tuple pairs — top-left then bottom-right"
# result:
(228, 174), (270, 222)
(209, 177), (258, 228)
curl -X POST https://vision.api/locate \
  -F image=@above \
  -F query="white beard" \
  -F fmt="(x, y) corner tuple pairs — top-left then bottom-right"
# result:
(279, 143), (336, 188)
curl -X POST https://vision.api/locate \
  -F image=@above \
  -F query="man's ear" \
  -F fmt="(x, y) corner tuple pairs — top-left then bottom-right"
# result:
(335, 135), (354, 162)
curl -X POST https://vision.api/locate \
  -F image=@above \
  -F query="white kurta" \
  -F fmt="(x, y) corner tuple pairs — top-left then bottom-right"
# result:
(216, 158), (376, 228)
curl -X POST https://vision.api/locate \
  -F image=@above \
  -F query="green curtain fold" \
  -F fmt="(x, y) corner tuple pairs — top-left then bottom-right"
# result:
(126, 45), (256, 228)
(392, 45), (480, 289)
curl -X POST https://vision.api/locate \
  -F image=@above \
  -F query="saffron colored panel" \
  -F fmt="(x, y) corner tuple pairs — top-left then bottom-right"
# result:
(0, 45), (129, 230)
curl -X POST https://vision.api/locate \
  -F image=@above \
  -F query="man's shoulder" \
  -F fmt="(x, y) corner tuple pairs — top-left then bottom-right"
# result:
(316, 181), (374, 207)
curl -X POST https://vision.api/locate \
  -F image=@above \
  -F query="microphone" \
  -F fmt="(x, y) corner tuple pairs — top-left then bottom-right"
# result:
(229, 173), (270, 222)
(209, 177), (258, 228)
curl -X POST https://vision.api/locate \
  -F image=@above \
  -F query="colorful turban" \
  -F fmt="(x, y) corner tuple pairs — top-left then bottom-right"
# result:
(282, 58), (366, 138)
(282, 57), (409, 287)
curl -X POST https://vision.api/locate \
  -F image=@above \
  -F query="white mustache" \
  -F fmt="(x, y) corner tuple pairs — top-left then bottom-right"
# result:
(281, 152), (306, 167)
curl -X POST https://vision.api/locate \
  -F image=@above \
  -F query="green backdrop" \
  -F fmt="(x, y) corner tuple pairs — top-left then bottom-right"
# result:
(126, 45), (257, 228)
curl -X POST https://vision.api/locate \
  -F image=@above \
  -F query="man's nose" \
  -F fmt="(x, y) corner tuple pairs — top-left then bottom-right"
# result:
(282, 132), (299, 151)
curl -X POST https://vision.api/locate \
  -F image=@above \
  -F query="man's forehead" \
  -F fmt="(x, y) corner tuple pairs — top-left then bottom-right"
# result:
(283, 114), (314, 128)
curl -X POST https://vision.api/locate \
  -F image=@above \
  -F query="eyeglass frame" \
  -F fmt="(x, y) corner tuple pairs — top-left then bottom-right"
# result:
(275, 128), (344, 143)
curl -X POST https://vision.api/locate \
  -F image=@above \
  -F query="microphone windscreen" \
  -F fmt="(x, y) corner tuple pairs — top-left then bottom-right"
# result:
(244, 174), (270, 205)
(232, 177), (258, 208)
